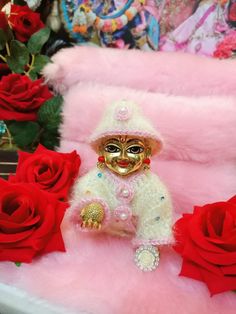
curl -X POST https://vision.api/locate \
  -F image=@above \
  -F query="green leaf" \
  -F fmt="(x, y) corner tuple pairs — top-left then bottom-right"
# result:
(28, 70), (38, 81)
(0, 29), (7, 50)
(38, 95), (63, 132)
(6, 40), (29, 73)
(8, 121), (40, 149)
(13, 0), (25, 4)
(37, 96), (63, 149)
(6, 58), (24, 73)
(6, 28), (14, 42)
(40, 131), (60, 150)
(27, 27), (51, 55)
(33, 54), (51, 74)
(15, 262), (21, 267)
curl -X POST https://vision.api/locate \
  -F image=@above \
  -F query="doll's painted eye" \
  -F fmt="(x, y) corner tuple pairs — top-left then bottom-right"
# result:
(105, 144), (120, 153)
(127, 146), (144, 154)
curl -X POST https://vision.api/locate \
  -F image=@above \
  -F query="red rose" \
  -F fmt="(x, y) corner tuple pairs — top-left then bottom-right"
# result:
(9, 145), (81, 201)
(0, 179), (66, 263)
(8, 5), (44, 42)
(174, 196), (236, 295)
(213, 48), (232, 59)
(0, 74), (52, 121)
(0, 11), (9, 32)
(229, 3), (236, 22)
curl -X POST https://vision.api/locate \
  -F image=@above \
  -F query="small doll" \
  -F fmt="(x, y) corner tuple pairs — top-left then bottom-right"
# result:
(70, 100), (173, 271)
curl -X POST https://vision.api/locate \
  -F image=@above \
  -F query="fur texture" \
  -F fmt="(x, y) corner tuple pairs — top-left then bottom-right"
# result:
(0, 226), (235, 314)
(43, 46), (236, 96)
(1, 49), (236, 313)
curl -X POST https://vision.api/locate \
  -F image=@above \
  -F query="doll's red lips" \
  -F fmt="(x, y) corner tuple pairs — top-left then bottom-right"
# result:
(117, 161), (130, 167)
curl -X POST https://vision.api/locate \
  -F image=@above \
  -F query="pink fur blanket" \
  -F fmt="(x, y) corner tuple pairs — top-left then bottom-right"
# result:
(43, 46), (236, 96)
(0, 47), (236, 314)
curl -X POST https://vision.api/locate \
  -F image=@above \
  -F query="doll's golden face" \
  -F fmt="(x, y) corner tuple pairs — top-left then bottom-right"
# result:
(101, 135), (150, 176)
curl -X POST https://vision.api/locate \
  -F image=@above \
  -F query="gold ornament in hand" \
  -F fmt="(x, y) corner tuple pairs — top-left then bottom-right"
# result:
(80, 202), (105, 230)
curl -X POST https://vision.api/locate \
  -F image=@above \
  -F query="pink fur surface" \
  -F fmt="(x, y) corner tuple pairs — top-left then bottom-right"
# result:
(0, 50), (236, 313)
(0, 223), (235, 314)
(43, 46), (236, 96)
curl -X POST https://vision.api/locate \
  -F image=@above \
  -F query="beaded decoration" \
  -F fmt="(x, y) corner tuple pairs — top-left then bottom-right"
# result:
(0, 121), (6, 135)
(134, 245), (160, 271)
(72, 0), (145, 34)
(59, 0), (161, 49)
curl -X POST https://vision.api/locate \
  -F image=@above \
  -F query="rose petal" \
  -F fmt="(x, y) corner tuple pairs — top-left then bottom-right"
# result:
(0, 228), (34, 243)
(179, 259), (204, 282)
(35, 165), (52, 182)
(0, 247), (36, 263)
(49, 164), (70, 192)
(0, 107), (37, 121)
(218, 233), (236, 251)
(221, 264), (236, 275)
(0, 215), (40, 233)
(196, 246), (236, 265)
(11, 199), (34, 223)
(29, 203), (56, 239)
(40, 230), (65, 254)
(206, 207), (225, 237)
(200, 267), (236, 295)
(189, 212), (226, 253)
(222, 208), (236, 235)
(183, 239), (222, 276)
(228, 195), (236, 204)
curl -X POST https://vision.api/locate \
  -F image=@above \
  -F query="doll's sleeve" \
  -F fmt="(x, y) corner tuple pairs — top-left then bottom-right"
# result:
(133, 174), (174, 246)
(68, 169), (111, 227)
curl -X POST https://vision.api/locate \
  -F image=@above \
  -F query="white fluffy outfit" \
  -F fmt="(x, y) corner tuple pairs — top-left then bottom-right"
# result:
(70, 167), (173, 245)
(69, 100), (173, 246)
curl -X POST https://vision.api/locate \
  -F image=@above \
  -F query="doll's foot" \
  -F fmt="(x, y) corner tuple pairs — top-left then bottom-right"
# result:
(134, 245), (160, 271)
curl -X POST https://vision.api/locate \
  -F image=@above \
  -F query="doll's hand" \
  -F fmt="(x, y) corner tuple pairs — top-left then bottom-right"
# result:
(80, 202), (105, 230)
(134, 245), (160, 271)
